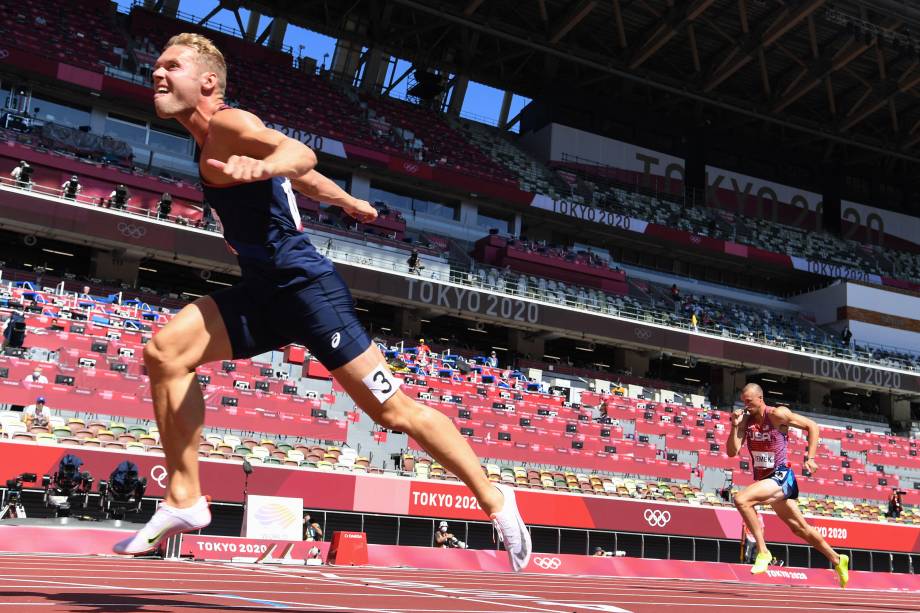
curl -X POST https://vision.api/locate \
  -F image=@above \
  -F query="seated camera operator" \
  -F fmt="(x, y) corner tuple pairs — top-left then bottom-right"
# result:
(157, 192), (173, 220)
(107, 184), (130, 210)
(199, 201), (217, 231)
(10, 161), (33, 189)
(434, 521), (467, 549)
(62, 175), (82, 200)
(407, 249), (424, 275)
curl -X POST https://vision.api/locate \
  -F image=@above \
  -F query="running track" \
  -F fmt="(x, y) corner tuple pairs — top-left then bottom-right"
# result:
(2, 554), (919, 612)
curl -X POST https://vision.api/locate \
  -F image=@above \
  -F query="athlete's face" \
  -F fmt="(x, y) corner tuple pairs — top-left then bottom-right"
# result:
(151, 46), (213, 118)
(741, 389), (764, 413)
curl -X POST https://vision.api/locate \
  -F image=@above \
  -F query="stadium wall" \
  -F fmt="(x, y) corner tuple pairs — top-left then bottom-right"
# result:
(3, 440), (919, 554)
(793, 283), (920, 351)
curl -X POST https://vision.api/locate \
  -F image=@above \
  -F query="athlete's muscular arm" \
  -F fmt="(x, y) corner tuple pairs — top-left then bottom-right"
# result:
(771, 406), (820, 474)
(726, 409), (749, 457)
(291, 171), (378, 223)
(205, 109), (317, 181)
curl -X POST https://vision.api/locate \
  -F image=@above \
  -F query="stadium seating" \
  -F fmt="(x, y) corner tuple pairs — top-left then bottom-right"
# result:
(0, 277), (916, 525)
(0, 0), (124, 72)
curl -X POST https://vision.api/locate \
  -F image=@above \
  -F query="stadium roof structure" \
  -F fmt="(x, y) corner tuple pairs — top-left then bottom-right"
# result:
(244, 0), (920, 171)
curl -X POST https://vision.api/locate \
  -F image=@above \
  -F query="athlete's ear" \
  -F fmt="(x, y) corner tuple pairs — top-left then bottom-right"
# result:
(200, 71), (220, 96)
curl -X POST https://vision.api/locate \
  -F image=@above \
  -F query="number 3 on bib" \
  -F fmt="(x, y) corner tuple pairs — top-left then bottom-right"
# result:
(362, 367), (401, 404)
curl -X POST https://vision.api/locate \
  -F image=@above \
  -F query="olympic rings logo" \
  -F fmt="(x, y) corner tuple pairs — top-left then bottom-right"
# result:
(150, 465), (167, 488)
(644, 509), (672, 527)
(117, 222), (147, 239)
(532, 557), (562, 570)
(634, 327), (652, 341)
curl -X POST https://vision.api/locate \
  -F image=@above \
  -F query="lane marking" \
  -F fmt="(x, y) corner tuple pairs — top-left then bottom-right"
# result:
(214, 593), (289, 609)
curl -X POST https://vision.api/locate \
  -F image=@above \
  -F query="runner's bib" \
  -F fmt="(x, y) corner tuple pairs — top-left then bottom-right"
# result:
(752, 451), (775, 469)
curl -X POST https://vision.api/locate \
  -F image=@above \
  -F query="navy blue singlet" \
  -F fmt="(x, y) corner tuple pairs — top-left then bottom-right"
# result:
(202, 176), (333, 288)
(199, 106), (369, 368)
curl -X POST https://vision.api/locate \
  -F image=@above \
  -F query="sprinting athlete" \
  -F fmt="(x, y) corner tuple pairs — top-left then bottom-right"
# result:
(727, 383), (848, 587)
(113, 33), (531, 571)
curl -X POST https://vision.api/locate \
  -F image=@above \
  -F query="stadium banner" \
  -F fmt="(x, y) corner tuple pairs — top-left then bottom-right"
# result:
(265, 122), (348, 158)
(789, 256), (883, 284)
(841, 200), (920, 252)
(180, 535), (329, 561)
(705, 166), (823, 230)
(242, 494), (304, 540)
(525, 123), (687, 196)
(2, 441), (918, 552)
(530, 195), (650, 234)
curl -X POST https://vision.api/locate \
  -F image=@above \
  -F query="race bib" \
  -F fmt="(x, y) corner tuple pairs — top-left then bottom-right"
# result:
(362, 366), (401, 404)
(752, 451), (775, 469)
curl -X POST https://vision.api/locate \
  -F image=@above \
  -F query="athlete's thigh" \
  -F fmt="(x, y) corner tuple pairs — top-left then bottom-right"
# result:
(331, 343), (404, 419)
(275, 271), (371, 371)
(150, 295), (233, 371)
(737, 478), (786, 506)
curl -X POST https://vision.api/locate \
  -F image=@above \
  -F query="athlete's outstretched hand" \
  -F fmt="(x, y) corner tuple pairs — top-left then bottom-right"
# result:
(804, 458), (819, 474)
(207, 156), (273, 182)
(343, 198), (378, 223)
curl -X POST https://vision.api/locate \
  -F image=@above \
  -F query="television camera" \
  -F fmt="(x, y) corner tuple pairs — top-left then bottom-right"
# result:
(43, 454), (93, 517)
(1, 472), (37, 519)
(97, 461), (147, 520)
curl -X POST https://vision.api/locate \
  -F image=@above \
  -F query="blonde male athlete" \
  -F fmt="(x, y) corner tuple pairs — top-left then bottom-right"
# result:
(113, 33), (531, 571)
(728, 383), (848, 587)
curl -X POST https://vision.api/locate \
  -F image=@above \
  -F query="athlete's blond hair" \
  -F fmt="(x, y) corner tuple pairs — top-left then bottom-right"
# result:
(165, 33), (227, 96)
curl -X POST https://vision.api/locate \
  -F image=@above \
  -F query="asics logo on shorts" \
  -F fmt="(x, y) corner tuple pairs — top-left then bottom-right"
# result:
(331, 332), (341, 349)
(643, 508), (672, 527)
(533, 556), (561, 569)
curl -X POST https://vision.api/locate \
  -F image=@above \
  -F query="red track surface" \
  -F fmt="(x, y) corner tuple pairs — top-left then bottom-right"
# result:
(2, 553), (919, 612)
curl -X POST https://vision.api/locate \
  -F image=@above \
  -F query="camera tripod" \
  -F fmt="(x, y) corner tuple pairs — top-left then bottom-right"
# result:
(0, 497), (26, 519)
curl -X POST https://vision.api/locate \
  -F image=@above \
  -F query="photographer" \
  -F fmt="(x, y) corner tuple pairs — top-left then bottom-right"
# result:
(303, 512), (324, 541)
(434, 521), (467, 549)
(157, 192), (173, 220)
(407, 249), (424, 275)
(107, 184), (130, 210)
(199, 201), (217, 231)
(888, 488), (904, 519)
(11, 161), (33, 189)
(61, 175), (82, 200)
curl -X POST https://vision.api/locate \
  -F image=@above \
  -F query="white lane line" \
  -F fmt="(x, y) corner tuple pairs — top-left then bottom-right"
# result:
(200, 561), (616, 613)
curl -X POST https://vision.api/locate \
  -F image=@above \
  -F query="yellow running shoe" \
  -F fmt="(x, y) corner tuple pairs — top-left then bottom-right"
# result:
(751, 551), (772, 574)
(834, 554), (849, 588)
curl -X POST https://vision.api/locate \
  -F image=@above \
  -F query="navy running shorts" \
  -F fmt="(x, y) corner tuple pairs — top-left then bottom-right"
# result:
(210, 269), (371, 371)
(767, 466), (799, 500)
